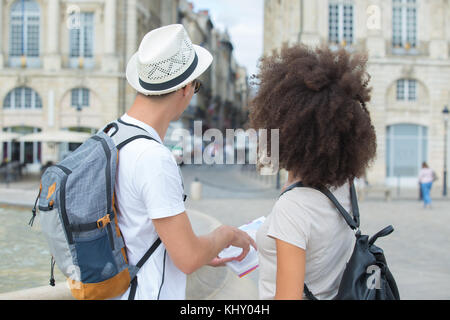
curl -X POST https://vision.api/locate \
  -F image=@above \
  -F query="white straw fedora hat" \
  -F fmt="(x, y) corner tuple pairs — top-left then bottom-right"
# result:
(126, 24), (213, 96)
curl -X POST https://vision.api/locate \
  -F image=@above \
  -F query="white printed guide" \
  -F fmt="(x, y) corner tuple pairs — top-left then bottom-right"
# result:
(218, 216), (266, 278)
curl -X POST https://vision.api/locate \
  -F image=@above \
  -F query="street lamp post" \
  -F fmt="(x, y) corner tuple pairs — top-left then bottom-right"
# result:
(76, 104), (82, 132)
(443, 106), (449, 197)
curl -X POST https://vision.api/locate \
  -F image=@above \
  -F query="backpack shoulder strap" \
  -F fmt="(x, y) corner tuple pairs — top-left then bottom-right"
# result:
(316, 184), (359, 231)
(280, 181), (305, 196)
(280, 181), (360, 231)
(102, 118), (160, 150)
(128, 237), (162, 300)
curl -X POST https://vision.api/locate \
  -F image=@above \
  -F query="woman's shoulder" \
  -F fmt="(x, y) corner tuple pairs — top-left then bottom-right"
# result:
(279, 182), (349, 206)
(275, 182), (351, 219)
(273, 186), (324, 220)
(419, 167), (433, 175)
(277, 187), (315, 208)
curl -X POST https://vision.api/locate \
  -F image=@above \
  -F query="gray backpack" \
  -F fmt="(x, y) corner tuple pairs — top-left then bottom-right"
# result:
(29, 119), (163, 300)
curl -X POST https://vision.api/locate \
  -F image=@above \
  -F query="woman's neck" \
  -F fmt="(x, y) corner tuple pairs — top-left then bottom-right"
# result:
(281, 171), (302, 192)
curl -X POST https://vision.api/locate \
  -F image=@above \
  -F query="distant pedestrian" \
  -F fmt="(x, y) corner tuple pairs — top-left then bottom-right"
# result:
(419, 162), (435, 209)
(250, 44), (377, 299)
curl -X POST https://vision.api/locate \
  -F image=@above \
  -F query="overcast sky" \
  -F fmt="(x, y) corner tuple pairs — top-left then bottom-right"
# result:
(190, 0), (264, 77)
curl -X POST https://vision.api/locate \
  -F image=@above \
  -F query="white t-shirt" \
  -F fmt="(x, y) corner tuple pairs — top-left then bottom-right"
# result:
(419, 168), (434, 184)
(113, 114), (186, 300)
(256, 182), (355, 300)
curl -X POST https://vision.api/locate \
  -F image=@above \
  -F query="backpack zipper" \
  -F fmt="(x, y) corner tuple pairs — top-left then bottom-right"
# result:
(54, 165), (74, 245)
(91, 136), (115, 251)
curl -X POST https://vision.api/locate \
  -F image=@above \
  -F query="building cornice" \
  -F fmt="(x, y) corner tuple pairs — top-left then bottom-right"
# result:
(0, 69), (126, 79)
(369, 57), (450, 68)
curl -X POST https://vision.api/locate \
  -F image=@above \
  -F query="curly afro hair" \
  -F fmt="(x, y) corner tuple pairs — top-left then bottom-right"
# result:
(249, 44), (377, 189)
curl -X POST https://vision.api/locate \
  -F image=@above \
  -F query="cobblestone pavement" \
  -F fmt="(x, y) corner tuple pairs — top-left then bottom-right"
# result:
(1, 164), (449, 299)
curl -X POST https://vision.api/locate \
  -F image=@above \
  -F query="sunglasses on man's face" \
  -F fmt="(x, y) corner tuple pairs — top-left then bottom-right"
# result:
(193, 80), (202, 94)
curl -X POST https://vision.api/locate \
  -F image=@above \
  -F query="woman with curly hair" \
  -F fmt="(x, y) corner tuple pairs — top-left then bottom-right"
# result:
(252, 44), (377, 300)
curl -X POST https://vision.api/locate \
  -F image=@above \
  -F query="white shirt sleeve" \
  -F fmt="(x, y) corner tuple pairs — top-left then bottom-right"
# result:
(267, 198), (310, 250)
(133, 144), (186, 220)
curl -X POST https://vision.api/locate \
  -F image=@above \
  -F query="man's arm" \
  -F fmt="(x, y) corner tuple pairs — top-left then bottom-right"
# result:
(153, 211), (256, 274)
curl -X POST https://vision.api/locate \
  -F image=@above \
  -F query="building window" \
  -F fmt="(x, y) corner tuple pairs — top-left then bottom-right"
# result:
(3, 127), (41, 164)
(71, 88), (90, 108)
(396, 79), (417, 101)
(392, 0), (417, 50)
(9, 0), (40, 66)
(69, 13), (94, 58)
(386, 124), (427, 177)
(3, 87), (42, 110)
(328, 1), (354, 46)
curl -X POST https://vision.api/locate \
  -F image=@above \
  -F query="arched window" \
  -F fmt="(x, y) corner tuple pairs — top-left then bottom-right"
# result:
(9, 0), (40, 58)
(3, 87), (42, 110)
(386, 124), (427, 178)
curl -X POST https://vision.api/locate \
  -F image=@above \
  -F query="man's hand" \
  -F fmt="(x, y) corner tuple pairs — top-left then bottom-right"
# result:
(228, 226), (257, 262)
(153, 213), (257, 274)
(207, 256), (236, 267)
(208, 226), (258, 268)
(207, 227), (257, 267)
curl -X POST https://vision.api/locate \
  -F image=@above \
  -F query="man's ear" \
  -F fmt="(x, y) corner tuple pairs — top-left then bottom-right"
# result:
(182, 83), (192, 97)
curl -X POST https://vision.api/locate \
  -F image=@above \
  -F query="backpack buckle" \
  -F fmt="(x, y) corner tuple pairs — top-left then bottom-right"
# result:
(97, 214), (111, 229)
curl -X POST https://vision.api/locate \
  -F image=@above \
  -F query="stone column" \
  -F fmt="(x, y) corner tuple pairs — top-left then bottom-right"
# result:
(126, 0), (137, 62)
(429, 0), (448, 59)
(102, 0), (119, 71)
(0, 0), (4, 69)
(299, 0), (320, 46)
(366, 0), (386, 58)
(160, 0), (176, 26)
(104, 0), (116, 55)
(44, 0), (62, 70)
(123, 0), (138, 110)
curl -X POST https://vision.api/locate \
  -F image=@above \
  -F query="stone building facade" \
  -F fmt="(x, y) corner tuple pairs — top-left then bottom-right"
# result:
(179, 1), (249, 132)
(264, 0), (450, 188)
(0, 0), (179, 167)
(0, 0), (248, 169)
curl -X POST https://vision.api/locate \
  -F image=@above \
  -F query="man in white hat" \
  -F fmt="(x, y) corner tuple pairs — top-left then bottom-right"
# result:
(114, 24), (256, 300)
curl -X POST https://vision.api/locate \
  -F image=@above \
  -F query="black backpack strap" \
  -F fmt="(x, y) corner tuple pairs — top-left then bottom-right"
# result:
(317, 184), (359, 231)
(280, 181), (305, 197)
(304, 284), (318, 300)
(116, 135), (158, 150)
(128, 237), (162, 300)
(349, 182), (360, 228)
(280, 180), (359, 230)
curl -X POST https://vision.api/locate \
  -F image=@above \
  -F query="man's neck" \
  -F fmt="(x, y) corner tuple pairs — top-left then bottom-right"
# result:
(126, 94), (175, 141)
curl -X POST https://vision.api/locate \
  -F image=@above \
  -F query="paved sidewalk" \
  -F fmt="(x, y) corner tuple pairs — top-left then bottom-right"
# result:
(0, 172), (260, 299)
(1, 166), (450, 299)
(186, 197), (450, 300)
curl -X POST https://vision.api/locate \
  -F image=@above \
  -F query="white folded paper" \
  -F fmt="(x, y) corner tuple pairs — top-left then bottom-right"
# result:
(218, 216), (266, 278)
